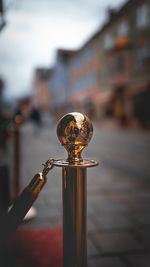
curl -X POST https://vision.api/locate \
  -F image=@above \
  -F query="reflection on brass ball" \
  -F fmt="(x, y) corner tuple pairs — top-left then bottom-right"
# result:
(57, 112), (93, 146)
(57, 112), (93, 162)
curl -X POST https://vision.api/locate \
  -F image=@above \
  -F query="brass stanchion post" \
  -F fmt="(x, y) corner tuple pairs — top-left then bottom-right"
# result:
(53, 112), (98, 267)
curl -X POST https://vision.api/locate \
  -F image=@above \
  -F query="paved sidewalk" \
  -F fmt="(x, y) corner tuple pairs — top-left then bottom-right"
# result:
(16, 122), (150, 267)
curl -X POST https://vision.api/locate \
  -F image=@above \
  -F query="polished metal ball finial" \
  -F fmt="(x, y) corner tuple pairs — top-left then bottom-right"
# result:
(57, 112), (93, 163)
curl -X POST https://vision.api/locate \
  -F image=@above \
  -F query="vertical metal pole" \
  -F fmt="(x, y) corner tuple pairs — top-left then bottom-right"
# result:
(14, 119), (20, 200)
(55, 112), (98, 267)
(63, 167), (87, 267)
(13, 115), (22, 200)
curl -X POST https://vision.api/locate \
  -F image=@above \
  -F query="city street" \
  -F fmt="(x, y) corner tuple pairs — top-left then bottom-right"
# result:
(15, 121), (150, 267)
(1, 0), (150, 266)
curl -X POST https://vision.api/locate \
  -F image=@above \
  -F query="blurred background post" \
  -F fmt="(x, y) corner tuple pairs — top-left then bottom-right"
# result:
(13, 113), (22, 201)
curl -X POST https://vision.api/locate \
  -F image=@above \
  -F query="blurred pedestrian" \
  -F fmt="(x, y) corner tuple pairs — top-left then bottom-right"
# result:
(30, 106), (41, 135)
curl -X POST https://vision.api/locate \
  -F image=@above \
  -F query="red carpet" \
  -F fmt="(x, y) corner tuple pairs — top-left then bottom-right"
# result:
(5, 228), (63, 267)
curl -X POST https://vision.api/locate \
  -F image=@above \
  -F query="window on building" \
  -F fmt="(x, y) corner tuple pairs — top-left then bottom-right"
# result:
(109, 55), (125, 75)
(117, 21), (128, 36)
(117, 56), (125, 73)
(109, 59), (115, 76)
(136, 3), (149, 29)
(104, 34), (114, 50)
(136, 45), (150, 68)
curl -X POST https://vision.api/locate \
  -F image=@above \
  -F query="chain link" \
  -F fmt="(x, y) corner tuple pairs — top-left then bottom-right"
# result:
(42, 158), (55, 176)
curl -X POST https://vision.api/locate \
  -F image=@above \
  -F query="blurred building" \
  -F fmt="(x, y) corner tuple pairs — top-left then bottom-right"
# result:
(0, 0), (15, 32)
(96, 0), (150, 127)
(32, 67), (52, 112)
(49, 49), (75, 119)
(48, 0), (150, 127)
(68, 36), (99, 119)
(0, 0), (5, 31)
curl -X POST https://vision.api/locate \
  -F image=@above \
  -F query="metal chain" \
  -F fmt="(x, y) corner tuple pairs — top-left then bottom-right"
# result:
(42, 158), (55, 176)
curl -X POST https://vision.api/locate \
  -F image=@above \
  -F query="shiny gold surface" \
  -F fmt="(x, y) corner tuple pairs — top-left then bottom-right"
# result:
(56, 112), (98, 267)
(53, 158), (98, 168)
(57, 112), (93, 163)
(28, 173), (47, 194)
(63, 167), (87, 267)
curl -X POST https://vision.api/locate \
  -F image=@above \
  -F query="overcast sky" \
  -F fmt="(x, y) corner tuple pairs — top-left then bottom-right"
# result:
(0, 0), (126, 101)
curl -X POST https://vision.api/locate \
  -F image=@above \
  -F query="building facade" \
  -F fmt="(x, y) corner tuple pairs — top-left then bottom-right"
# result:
(97, 0), (150, 126)
(32, 67), (51, 113)
(49, 49), (75, 119)
(68, 37), (99, 119)
(48, 0), (150, 127)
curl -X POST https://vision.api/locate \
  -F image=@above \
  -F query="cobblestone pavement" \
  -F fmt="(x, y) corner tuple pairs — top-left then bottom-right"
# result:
(13, 122), (150, 267)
